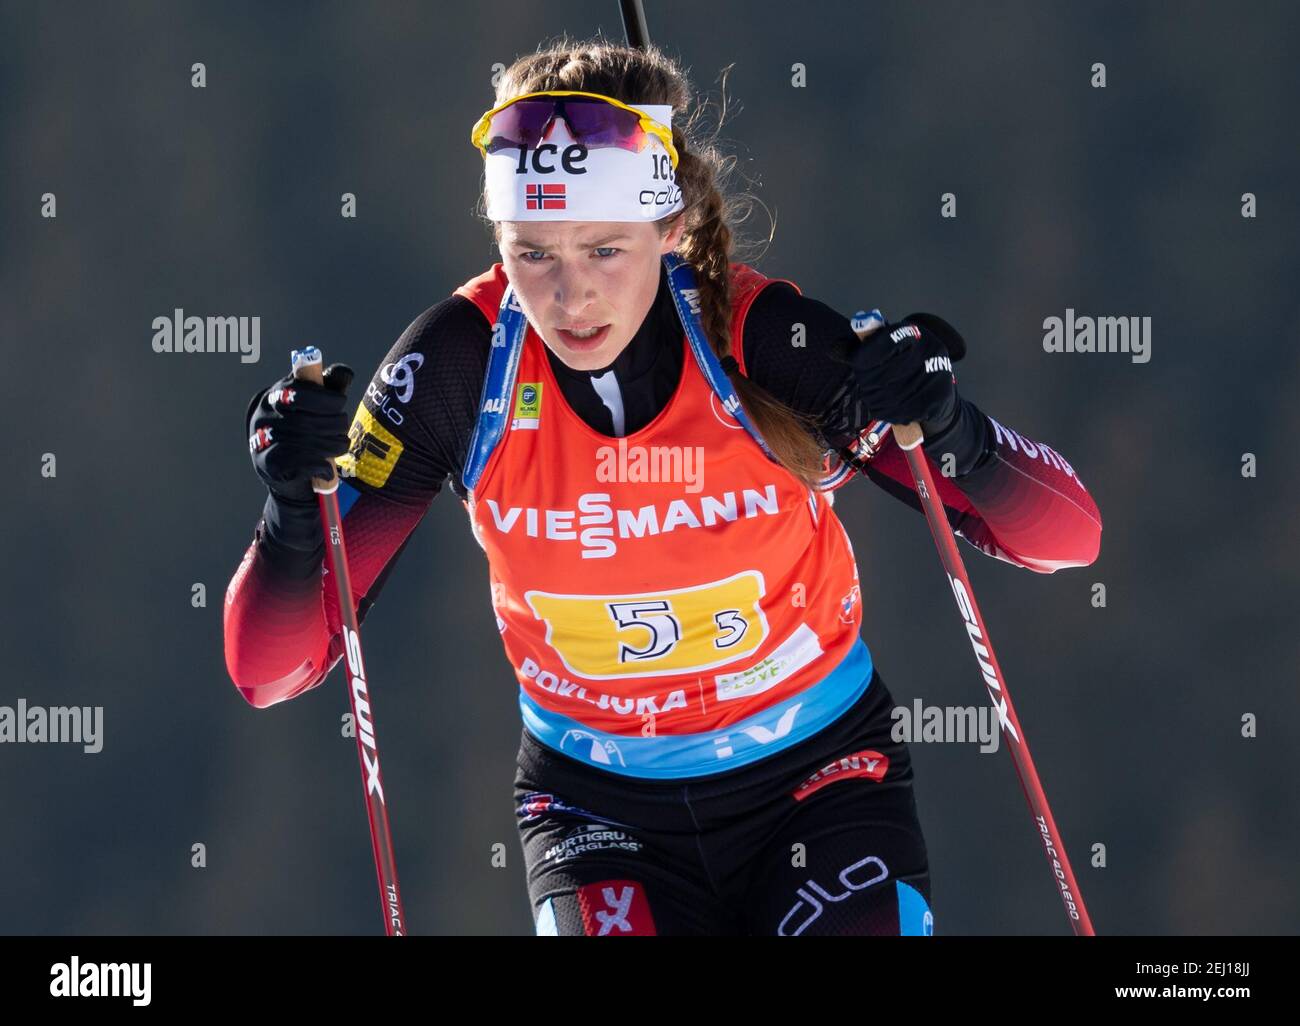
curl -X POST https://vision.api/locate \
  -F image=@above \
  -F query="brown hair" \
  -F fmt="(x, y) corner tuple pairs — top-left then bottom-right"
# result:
(477, 35), (829, 487)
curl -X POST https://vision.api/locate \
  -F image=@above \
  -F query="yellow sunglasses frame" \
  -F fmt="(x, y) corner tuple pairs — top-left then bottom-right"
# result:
(470, 89), (679, 170)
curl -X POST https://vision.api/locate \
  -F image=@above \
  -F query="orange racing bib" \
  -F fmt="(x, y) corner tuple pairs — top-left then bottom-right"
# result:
(453, 260), (873, 777)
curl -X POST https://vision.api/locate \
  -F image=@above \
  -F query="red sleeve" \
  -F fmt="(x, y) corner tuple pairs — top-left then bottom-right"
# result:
(223, 489), (428, 708)
(223, 293), (490, 709)
(864, 413), (1101, 573)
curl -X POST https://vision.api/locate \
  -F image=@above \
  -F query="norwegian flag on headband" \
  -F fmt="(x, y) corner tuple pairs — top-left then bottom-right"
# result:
(526, 183), (567, 210)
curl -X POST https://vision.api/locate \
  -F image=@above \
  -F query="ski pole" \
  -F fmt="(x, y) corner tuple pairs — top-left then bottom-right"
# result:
(842, 316), (1096, 936)
(290, 345), (407, 937)
(618, 0), (1093, 935)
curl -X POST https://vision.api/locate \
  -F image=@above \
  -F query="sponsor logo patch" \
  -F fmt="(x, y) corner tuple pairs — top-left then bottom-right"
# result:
(511, 381), (543, 430)
(714, 622), (822, 702)
(576, 880), (656, 936)
(542, 824), (644, 864)
(791, 748), (889, 801)
(337, 405), (403, 488)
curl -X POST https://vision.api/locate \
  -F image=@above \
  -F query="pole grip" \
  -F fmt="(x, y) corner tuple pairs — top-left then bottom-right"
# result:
(848, 311), (926, 451)
(289, 346), (339, 493)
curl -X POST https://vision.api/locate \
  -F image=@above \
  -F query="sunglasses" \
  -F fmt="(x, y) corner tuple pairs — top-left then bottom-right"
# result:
(471, 90), (680, 169)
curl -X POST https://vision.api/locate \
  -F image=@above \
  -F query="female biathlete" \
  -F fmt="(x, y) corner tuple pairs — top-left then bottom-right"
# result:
(224, 40), (1101, 936)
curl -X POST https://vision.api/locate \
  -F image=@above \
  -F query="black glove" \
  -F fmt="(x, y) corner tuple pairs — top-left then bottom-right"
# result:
(830, 313), (966, 436)
(246, 362), (355, 503)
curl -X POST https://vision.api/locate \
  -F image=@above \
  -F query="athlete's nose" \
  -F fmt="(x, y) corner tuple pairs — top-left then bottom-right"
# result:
(553, 265), (598, 319)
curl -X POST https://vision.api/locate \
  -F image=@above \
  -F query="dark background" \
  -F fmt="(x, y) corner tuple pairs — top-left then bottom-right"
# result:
(2, 0), (1296, 935)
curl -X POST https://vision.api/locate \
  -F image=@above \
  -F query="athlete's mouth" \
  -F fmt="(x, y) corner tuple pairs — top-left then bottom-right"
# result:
(556, 324), (611, 347)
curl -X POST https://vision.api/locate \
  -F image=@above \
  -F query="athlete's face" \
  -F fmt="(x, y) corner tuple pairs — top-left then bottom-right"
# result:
(498, 216), (686, 371)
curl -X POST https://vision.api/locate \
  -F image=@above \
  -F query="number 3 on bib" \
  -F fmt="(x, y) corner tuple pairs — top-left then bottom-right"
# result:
(525, 570), (770, 680)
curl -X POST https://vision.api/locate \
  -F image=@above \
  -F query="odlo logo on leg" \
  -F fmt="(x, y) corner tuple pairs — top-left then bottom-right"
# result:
(778, 855), (890, 936)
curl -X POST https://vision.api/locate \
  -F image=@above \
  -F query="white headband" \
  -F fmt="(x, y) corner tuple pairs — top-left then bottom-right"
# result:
(483, 103), (686, 222)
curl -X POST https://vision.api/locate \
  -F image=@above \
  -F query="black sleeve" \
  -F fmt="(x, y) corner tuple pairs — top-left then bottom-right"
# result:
(255, 293), (491, 583)
(344, 293), (494, 505)
(740, 283), (992, 476)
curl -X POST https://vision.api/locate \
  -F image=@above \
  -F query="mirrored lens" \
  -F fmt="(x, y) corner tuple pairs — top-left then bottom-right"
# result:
(561, 100), (643, 148)
(485, 97), (648, 155)
(483, 100), (558, 152)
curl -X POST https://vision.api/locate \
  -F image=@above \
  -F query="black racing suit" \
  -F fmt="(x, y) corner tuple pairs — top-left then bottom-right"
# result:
(224, 261), (1102, 935)
(516, 665), (929, 935)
